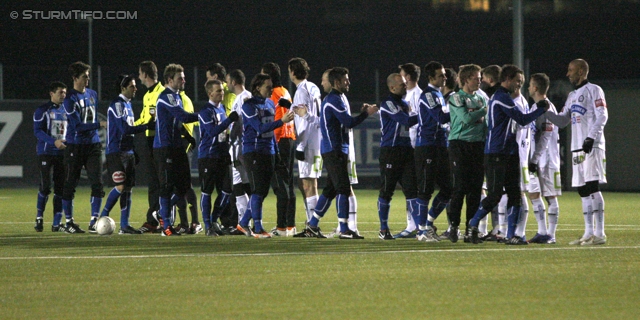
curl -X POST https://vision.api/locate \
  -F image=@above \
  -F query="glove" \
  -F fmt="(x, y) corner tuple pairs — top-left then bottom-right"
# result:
(295, 150), (305, 161)
(582, 137), (595, 154)
(228, 111), (239, 122)
(278, 98), (292, 109)
(529, 162), (538, 174)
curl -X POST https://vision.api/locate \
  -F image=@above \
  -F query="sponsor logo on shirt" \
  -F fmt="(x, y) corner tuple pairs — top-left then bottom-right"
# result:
(595, 99), (606, 108)
(571, 104), (586, 115)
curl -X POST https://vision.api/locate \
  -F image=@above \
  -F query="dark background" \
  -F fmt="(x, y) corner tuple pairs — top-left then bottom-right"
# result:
(1, 0), (639, 102)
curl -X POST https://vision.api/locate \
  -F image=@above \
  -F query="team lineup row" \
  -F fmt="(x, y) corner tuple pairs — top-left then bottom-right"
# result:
(33, 58), (608, 245)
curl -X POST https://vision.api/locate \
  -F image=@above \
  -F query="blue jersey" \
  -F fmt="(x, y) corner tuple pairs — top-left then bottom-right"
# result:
(320, 90), (368, 154)
(485, 87), (545, 154)
(379, 94), (417, 147)
(106, 95), (147, 154)
(63, 88), (100, 145)
(242, 96), (283, 155)
(153, 87), (198, 149)
(416, 85), (450, 147)
(33, 101), (67, 156)
(198, 101), (234, 159)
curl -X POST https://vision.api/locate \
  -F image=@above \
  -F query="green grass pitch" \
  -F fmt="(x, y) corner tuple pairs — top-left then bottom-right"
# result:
(0, 188), (638, 319)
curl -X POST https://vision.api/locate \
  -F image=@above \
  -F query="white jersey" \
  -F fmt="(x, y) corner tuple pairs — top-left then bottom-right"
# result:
(341, 94), (358, 184)
(563, 82), (608, 152)
(404, 85), (422, 147)
(293, 80), (322, 152)
(513, 93), (531, 164)
(229, 89), (252, 161)
(530, 98), (560, 170)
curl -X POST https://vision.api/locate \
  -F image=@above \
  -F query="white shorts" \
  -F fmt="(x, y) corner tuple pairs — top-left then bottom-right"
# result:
(529, 167), (562, 197)
(298, 150), (323, 179)
(572, 148), (606, 187)
(232, 164), (249, 185)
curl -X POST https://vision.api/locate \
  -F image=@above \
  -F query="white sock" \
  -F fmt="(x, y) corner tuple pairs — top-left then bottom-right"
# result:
(305, 195), (318, 224)
(498, 194), (508, 234)
(236, 194), (249, 223)
(546, 197), (559, 239)
(581, 196), (594, 238)
(479, 215), (488, 235)
(591, 191), (605, 238)
(516, 194), (529, 237)
(531, 197), (547, 235)
(349, 194), (358, 231)
(405, 199), (416, 232)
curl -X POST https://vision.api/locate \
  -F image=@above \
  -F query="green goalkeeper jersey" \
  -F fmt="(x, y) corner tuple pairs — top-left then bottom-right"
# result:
(447, 89), (487, 142)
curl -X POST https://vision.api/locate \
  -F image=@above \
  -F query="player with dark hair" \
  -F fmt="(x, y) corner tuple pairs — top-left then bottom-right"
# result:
(34, 81), (68, 232)
(545, 59), (608, 245)
(261, 62), (297, 237)
(468, 64), (549, 245)
(153, 64), (199, 236)
(61, 61), (107, 233)
(99, 74), (150, 234)
(376, 73), (418, 240)
(295, 67), (378, 239)
(227, 69), (252, 234)
(198, 79), (238, 236)
(414, 61), (451, 242)
(135, 61), (164, 233)
(394, 63), (422, 238)
(235, 73), (295, 238)
(288, 58), (323, 234)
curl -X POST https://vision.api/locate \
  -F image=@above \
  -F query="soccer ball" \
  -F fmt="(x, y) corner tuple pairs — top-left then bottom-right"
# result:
(96, 216), (116, 236)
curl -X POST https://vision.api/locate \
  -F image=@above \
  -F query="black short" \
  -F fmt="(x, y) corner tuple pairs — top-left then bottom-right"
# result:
(244, 152), (275, 198)
(378, 146), (417, 201)
(198, 156), (232, 195)
(154, 147), (191, 198)
(321, 150), (351, 198)
(414, 145), (451, 201)
(447, 140), (484, 227)
(63, 143), (104, 199)
(106, 152), (136, 187)
(38, 154), (64, 196)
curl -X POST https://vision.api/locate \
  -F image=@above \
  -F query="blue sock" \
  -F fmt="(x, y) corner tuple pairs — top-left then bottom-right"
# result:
(120, 191), (131, 228)
(212, 191), (231, 222)
(377, 197), (390, 231)
(416, 198), (429, 229)
(469, 205), (488, 227)
(427, 195), (449, 227)
(200, 193), (212, 229)
(101, 188), (121, 217)
(159, 196), (171, 229)
(506, 206), (520, 239)
(337, 194), (349, 232)
(90, 196), (102, 218)
(36, 192), (48, 219)
(239, 206), (252, 227)
(250, 194), (264, 232)
(53, 195), (63, 226)
(408, 198), (419, 229)
(62, 199), (73, 220)
(310, 194), (332, 227)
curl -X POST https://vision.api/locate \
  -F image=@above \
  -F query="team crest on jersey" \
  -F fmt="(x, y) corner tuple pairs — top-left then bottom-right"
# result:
(115, 102), (123, 115)
(386, 101), (398, 113)
(167, 94), (177, 106)
(578, 95), (584, 102)
(112, 171), (126, 184)
(426, 94), (436, 108)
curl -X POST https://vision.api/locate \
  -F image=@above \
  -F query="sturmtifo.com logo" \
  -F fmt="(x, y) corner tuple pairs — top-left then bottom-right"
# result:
(10, 10), (137, 20)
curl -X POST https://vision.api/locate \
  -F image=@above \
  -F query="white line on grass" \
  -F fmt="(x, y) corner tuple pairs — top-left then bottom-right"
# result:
(1, 245), (639, 260)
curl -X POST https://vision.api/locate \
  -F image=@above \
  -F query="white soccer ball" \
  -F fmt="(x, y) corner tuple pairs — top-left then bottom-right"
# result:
(96, 216), (116, 236)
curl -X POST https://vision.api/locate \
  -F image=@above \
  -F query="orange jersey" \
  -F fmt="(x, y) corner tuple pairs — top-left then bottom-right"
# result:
(272, 86), (295, 142)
